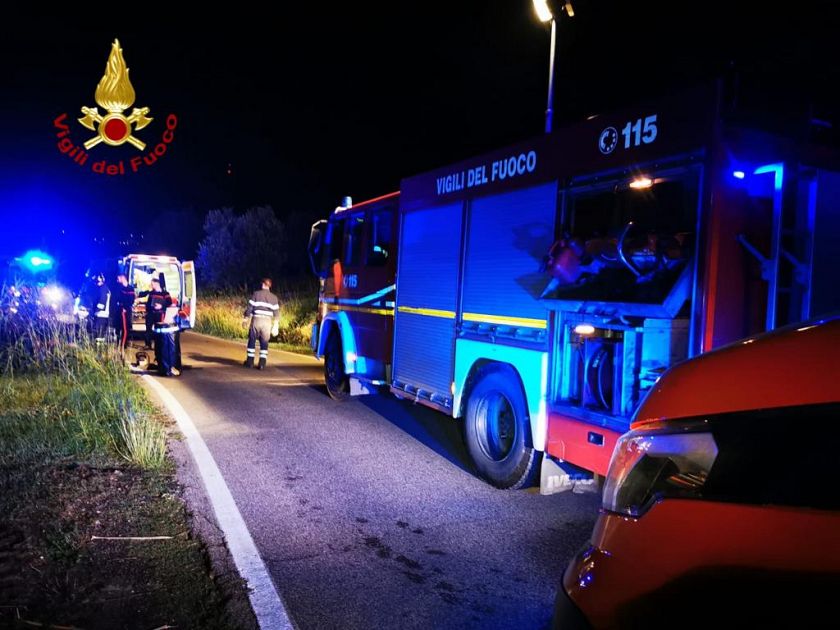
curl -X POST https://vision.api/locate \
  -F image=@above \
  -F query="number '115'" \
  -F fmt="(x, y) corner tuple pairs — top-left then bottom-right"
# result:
(621, 115), (658, 149)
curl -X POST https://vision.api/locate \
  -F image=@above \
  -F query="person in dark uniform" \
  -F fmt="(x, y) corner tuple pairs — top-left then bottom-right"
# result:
(112, 273), (136, 351)
(85, 273), (111, 346)
(243, 277), (279, 370)
(139, 277), (172, 348)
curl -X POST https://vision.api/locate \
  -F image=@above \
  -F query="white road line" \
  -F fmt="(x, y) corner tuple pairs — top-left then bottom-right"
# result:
(142, 375), (295, 630)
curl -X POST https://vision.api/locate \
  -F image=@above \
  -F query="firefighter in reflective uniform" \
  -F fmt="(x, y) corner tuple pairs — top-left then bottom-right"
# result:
(243, 277), (279, 370)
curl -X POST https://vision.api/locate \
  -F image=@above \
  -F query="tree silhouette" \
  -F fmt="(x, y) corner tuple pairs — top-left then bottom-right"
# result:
(197, 206), (287, 289)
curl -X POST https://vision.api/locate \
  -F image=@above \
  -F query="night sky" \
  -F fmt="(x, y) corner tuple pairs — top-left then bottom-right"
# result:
(2, 2), (839, 277)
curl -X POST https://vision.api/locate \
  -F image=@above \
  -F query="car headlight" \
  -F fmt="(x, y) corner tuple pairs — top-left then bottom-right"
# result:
(602, 423), (718, 517)
(42, 285), (68, 307)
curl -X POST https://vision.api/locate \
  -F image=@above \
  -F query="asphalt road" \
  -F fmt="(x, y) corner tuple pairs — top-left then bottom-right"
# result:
(149, 332), (599, 630)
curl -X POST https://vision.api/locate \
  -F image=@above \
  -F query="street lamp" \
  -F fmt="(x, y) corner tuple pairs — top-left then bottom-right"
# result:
(533, 0), (575, 133)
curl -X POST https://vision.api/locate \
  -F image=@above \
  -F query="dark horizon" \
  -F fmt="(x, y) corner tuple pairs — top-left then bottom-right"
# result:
(2, 2), (840, 278)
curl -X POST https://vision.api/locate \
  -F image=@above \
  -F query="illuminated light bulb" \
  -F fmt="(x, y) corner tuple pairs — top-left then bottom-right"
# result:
(532, 0), (553, 22)
(629, 177), (653, 189)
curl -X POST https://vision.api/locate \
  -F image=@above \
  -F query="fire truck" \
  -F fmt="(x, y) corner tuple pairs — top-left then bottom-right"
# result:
(308, 83), (840, 490)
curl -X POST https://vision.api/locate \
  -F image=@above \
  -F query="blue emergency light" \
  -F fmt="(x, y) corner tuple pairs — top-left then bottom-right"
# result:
(18, 250), (54, 272)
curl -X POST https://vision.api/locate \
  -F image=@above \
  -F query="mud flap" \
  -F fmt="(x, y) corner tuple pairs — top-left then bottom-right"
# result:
(349, 377), (375, 396)
(540, 452), (600, 496)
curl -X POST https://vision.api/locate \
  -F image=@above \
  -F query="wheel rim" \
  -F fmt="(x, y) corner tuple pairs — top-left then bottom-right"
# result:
(475, 391), (516, 462)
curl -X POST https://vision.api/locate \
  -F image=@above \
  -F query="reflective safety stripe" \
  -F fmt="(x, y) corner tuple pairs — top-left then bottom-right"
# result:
(259, 351), (268, 356)
(249, 300), (279, 309)
(322, 284), (396, 306)
(326, 304), (393, 316)
(397, 306), (456, 319)
(254, 311), (274, 317)
(247, 349), (255, 356)
(462, 312), (547, 329)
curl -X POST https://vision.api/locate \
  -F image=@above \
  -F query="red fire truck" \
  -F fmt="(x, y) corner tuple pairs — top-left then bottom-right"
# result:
(308, 83), (840, 490)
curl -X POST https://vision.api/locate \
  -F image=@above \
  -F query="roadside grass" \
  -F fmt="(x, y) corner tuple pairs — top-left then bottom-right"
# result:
(0, 320), (164, 469)
(0, 311), (246, 629)
(195, 278), (318, 354)
(0, 464), (239, 629)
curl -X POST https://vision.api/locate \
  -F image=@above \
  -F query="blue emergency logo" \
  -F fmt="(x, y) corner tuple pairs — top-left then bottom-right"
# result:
(599, 126), (618, 155)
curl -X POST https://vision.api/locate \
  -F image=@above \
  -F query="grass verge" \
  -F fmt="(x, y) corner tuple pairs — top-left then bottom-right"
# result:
(194, 280), (318, 355)
(0, 313), (248, 629)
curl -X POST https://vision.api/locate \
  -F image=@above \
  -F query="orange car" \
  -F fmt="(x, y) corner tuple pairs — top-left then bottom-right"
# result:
(556, 317), (840, 628)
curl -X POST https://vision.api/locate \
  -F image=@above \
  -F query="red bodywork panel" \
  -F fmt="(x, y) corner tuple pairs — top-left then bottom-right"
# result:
(560, 318), (840, 628)
(634, 317), (840, 428)
(564, 500), (840, 628)
(546, 415), (622, 476)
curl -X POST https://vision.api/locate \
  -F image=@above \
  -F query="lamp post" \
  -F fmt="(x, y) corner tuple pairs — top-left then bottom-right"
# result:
(533, 0), (574, 133)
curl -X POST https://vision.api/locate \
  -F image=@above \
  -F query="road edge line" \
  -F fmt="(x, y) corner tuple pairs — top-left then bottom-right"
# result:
(142, 374), (295, 630)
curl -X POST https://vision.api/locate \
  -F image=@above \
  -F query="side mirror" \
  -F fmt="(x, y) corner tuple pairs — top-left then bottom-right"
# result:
(308, 220), (328, 278)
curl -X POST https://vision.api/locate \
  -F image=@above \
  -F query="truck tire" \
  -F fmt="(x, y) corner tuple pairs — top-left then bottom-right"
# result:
(324, 330), (350, 401)
(464, 365), (539, 489)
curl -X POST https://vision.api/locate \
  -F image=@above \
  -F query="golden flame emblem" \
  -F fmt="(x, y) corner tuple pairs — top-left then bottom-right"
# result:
(78, 39), (152, 150)
(94, 40), (135, 112)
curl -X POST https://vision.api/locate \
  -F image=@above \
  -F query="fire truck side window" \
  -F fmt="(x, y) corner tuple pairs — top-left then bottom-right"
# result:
(328, 219), (345, 263)
(367, 208), (392, 266)
(344, 214), (365, 266)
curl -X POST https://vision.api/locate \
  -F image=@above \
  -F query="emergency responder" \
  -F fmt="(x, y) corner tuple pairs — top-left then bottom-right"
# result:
(243, 277), (279, 369)
(87, 273), (111, 345)
(139, 277), (172, 348)
(112, 273), (136, 351)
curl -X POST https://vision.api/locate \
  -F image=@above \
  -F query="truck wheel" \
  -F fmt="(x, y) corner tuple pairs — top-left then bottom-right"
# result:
(324, 330), (350, 401)
(464, 365), (539, 489)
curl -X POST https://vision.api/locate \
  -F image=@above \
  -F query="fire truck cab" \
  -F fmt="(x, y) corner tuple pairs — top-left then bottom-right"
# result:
(309, 83), (840, 490)
(309, 193), (399, 397)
